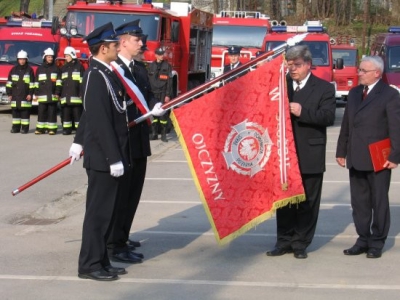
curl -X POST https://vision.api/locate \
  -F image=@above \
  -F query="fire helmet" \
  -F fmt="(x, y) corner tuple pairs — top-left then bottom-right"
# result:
(17, 50), (28, 59)
(43, 47), (55, 59)
(64, 46), (77, 59)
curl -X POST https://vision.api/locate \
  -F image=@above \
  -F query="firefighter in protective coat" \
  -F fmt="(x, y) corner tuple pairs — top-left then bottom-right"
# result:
(148, 47), (173, 142)
(59, 46), (85, 135)
(34, 48), (62, 135)
(6, 50), (35, 134)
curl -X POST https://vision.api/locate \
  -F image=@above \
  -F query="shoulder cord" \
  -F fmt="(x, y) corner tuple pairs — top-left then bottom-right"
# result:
(83, 69), (126, 113)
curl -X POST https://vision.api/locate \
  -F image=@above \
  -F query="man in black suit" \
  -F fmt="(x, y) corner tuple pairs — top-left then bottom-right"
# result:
(75, 22), (128, 281)
(336, 56), (400, 258)
(266, 45), (336, 259)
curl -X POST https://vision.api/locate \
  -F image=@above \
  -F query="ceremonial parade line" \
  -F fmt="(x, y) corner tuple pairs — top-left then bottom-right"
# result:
(1, 275), (400, 290)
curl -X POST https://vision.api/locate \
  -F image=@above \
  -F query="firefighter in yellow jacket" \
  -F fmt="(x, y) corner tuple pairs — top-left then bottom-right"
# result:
(59, 46), (85, 135)
(33, 48), (62, 135)
(6, 50), (35, 134)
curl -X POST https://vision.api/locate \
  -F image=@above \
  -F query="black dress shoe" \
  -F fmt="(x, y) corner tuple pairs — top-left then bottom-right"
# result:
(366, 248), (382, 258)
(128, 240), (141, 247)
(266, 247), (292, 256)
(293, 249), (308, 259)
(112, 251), (143, 264)
(343, 245), (368, 255)
(130, 251), (144, 259)
(78, 269), (119, 281)
(104, 265), (127, 275)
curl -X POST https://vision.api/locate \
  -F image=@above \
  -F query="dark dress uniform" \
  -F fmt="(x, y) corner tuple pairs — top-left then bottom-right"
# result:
(59, 59), (85, 134)
(6, 59), (35, 133)
(148, 56), (173, 141)
(34, 57), (61, 134)
(106, 55), (156, 258)
(222, 46), (246, 83)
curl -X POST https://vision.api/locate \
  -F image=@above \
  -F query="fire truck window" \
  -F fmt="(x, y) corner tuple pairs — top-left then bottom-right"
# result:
(171, 20), (179, 43)
(389, 47), (400, 69)
(5, 45), (16, 58)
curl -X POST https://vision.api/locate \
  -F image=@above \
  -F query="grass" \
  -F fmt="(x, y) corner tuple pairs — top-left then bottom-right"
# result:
(0, 0), (44, 17)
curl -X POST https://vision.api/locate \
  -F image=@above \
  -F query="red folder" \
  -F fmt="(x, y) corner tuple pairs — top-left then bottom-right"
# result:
(369, 138), (391, 172)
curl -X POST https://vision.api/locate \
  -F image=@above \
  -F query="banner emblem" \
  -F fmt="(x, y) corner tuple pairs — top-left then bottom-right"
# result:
(222, 120), (273, 177)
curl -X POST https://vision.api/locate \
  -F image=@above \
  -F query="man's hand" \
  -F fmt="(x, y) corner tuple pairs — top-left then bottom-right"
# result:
(290, 102), (302, 117)
(336, 157), (346, 168)
(383, 161), (398, 169)
(151, 102), (166, 117)
(26, 95), (32, 101)
(69, 143), (83, 165)
(164, 96), (171, 103)
(110, 161), (124, 177)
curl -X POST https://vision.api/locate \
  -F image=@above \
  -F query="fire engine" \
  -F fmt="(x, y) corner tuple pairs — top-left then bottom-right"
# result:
(211, 11), (270, 78)
(262, 21), (340, 92)
(370, 26), (400, 90)
(0, 13), (60, 106)
(53, 0), (213, 96)
(331, 36), (359, 102)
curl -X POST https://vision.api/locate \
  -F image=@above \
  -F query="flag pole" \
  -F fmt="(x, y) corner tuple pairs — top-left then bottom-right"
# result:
(11, 153), (83, 196)
(130, 33), (308, 127)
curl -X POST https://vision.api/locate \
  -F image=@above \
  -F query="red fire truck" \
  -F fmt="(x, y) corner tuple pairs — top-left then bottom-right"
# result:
(0, 13), (60, 106)
(331, 36), (359, 103)
(54, 0), (213, 96)
(211, 11), (270, 78)
(262, 21), (340, 91)
(370, 26), (400, 91)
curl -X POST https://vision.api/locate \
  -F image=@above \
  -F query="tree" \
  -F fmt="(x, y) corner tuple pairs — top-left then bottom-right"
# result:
(20, 0), (30, 13)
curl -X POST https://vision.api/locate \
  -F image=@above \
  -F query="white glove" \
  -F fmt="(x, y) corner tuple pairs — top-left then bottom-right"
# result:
(69, 143), (83, 165)
(110, 161), (124, 177)
(151, 102), (166, 117)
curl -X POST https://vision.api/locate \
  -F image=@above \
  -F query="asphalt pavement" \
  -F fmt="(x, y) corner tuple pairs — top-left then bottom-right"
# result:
(1, 107), (400, 300)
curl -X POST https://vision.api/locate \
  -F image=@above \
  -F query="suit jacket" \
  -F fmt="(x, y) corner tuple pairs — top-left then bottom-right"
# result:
(79, 59), (129, 172)
(336, 79), (400, 171)
(114, 57), (152, 159)
(287, 73), (336, 174)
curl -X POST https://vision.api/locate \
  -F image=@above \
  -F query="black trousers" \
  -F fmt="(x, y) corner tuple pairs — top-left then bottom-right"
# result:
(11, 108), (31, 131)
(36, 102), (58, 132)
(107, 158), (147, 254)
(62, 105), (83, 130)
(275, 173), (324, 250)
(78, 169), (121, 274)
(349, 168), (391, 249)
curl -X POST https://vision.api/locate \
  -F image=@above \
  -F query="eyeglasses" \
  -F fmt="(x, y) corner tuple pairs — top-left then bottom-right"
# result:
(287, 62), (305, 69)
(358, 69), (377, 74)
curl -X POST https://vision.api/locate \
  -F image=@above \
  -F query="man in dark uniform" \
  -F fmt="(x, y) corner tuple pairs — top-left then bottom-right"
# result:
(223, 46), (243, 73)
(266, 45), (336, 259)
(74, 22), (128, 281)
(34, 48), (61, 135)
(222, 46), (248, 83)
(148, 47), (173, 142)
(6, 50), (35, 134)
(106, 20), (161, 264)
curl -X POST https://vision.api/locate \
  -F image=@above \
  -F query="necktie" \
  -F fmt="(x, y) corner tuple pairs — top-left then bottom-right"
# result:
(231, 64), (234, 70)
(362, 85), (369, 100)
(295, 81), (301, 92)
(129, 61), (136, 82)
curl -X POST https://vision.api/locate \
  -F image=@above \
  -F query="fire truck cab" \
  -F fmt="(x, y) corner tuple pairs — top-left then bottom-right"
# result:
(54, 0), (213, 96)
(262, 21), (340, 92)
(370, 26), (400, 91)
(331, 36), (359, 103)
(0, 13), (60, 106)
(211, 10), (270, 78)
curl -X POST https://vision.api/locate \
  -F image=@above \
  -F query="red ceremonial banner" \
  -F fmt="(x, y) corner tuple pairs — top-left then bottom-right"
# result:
(171, 54), (305, 245)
